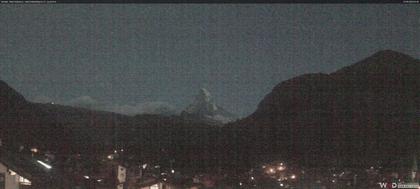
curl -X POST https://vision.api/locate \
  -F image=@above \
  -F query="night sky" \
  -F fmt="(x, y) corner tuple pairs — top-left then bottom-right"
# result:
(0, 5), (419, 116)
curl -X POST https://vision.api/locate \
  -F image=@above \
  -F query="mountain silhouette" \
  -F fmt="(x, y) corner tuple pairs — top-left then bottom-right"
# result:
(0, 83), (217, 168)
(222, 50), (420, 169)
(0, 80), (27, 114)
(181, 88), (236, 124)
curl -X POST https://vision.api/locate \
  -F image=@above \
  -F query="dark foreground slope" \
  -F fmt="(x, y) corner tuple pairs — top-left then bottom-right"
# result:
(0, 81), (218, 171)
(221, 50), (420, 170)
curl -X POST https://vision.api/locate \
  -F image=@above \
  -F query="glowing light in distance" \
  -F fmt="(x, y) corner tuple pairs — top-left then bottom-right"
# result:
(268, 168), (275, 174)
(277, 166), (286, 171)
(30, 148), (38, 153)
(36, 160), (52, 169)
(9, 170), (17, 175)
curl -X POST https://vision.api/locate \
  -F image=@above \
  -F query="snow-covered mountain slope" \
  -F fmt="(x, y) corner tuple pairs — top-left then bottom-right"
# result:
(182, 88), (236, 124)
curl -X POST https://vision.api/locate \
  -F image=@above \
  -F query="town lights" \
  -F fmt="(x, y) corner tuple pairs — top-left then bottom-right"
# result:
(36, 160), (52, 169)
(268, 168), (275, 174)
(9, 170), (17, 175)
(290, 174), (296, 179)
(84, 175), (90, 179)
(277, 165), (286, 171)
(30, 148), (38, 153)
(171, 169), (175, 174)
(107, 154), (114, 160)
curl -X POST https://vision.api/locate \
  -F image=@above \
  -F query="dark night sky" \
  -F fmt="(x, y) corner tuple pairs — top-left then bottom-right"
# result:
(0, 5), (419, 116)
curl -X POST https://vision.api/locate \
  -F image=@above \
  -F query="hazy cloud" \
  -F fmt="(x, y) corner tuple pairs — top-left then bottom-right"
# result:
(66, 96), (103, 109)
(32, 95), (54, 103)
(108, 102), (177, 116)
(63, 96), (176, 116)
(30, 95), (177, 116)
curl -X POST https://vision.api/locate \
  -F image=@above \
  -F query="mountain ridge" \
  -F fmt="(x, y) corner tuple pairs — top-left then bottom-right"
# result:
(0, 80), (27, 114)
(181, 88), (236, 124)
(222, 50), (420, 168)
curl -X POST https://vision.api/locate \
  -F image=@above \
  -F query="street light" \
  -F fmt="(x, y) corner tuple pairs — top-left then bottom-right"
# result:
(36, 160), (52, 169)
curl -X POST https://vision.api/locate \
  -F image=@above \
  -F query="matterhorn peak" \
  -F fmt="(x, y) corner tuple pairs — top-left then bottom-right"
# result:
(185, 88), (217, 114)
(182, 88), (236, 124)
(197, 88), (212, 103)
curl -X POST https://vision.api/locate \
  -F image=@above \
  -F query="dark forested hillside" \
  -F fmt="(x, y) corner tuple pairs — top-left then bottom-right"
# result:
(222, 50), (420, 170)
